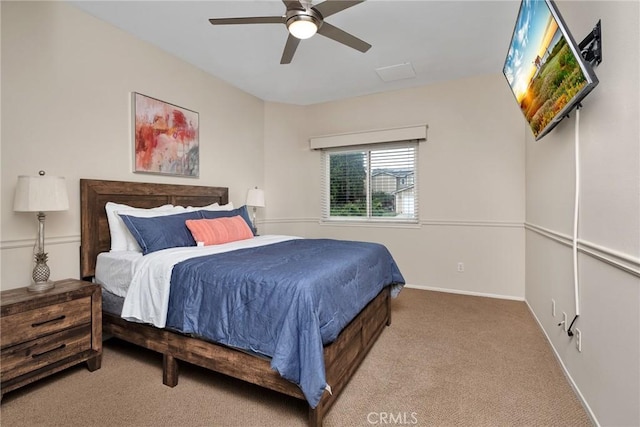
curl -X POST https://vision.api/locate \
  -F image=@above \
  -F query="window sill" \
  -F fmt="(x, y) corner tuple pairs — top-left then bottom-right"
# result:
(319, 219), (420, 229)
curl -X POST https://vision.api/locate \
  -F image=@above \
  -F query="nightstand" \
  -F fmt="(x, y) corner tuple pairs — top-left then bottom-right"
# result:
(1, 278), (102, 399)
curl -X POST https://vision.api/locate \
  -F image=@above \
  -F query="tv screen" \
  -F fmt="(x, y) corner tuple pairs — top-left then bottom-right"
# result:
(503, 0), (599, 140)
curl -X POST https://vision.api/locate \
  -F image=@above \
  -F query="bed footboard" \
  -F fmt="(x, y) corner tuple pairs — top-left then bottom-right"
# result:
(102, 286), (391, 426)
(310, 286), (391, 426)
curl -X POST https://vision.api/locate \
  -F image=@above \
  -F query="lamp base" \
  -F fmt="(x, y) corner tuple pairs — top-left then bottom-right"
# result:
(28, 280), (55, 292)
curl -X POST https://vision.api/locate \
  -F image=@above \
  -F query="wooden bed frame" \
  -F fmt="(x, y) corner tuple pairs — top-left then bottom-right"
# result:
(79, 179), (392, 426)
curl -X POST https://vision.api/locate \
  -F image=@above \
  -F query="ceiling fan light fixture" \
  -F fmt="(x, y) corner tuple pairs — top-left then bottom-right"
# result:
(287, 13), (319, 40)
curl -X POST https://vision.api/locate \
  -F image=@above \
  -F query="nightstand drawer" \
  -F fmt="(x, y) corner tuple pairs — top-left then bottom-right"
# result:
(1, 280), (102, 399)
(1, 324), (92, 382)
(1, 297), (91, 348)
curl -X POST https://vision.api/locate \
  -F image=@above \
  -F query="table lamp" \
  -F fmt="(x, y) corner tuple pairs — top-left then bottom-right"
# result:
(13, 171), (69, 292)
(246, 187), (265, 235)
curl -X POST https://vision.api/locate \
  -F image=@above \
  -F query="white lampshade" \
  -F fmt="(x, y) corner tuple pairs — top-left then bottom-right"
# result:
(14, 173), (69, 212)
(287, 17), (318, 39)
(246, 188), (265, 208)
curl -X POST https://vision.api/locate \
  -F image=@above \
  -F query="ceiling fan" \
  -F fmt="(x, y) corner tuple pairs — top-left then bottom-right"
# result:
(209, 0), (371, 64)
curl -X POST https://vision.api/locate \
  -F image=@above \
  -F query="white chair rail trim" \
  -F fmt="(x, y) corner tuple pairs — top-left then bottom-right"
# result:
(525, 222), (640, 278)
(0, 235), (81, 250)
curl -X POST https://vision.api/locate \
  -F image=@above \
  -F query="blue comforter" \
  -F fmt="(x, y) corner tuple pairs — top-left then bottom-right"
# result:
(166, 238), (405, 407)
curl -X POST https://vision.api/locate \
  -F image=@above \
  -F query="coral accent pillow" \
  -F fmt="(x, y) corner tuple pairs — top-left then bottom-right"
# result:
(200, 205), (256, 235)
(186, 216), (254, 246)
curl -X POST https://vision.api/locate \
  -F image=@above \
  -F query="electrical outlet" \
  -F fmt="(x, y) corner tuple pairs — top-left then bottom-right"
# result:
(457, 262), (464, 272)
(575, 328), (582, 352)
(551, 299), (556, 317)
(561, 312), (568, 332)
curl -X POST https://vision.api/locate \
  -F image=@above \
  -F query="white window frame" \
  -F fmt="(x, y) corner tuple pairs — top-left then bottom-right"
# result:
(321, 141), (419, 224)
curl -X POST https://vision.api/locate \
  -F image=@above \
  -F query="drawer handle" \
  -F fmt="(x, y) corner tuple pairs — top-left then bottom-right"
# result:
(31, 315), (66, 328)
(32, 344), (66, 359)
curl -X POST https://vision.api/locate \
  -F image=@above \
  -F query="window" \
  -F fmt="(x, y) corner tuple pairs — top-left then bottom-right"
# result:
(321, 142), (418, 222)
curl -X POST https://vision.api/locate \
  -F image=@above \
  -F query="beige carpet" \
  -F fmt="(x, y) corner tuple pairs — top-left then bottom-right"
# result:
(1, 288), (592, 426)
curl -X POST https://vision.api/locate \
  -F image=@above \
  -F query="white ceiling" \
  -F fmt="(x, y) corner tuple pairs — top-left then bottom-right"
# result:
(69, 0), (521, 105)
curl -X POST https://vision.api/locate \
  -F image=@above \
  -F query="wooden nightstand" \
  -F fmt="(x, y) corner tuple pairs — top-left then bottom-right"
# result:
(1, 279), (102, 399)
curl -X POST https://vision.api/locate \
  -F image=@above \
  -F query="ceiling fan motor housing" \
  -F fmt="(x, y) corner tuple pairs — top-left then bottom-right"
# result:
(286, 8), (323, 39)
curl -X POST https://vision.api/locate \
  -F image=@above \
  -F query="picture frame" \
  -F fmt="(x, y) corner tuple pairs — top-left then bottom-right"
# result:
(132, 92), (199, 177)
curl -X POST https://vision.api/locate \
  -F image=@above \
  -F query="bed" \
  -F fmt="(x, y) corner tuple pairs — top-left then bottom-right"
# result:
(80, 178), (403, 426)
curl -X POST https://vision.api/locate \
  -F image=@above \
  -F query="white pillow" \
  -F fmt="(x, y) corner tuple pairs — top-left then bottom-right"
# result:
(183, 202), (234, 212)
(105, 202), (175, 251)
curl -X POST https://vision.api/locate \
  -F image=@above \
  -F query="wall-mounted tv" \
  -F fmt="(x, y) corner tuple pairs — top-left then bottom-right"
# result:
(503, 0), (599, 140)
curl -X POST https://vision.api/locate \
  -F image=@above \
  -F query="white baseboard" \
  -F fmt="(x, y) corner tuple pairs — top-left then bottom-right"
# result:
(404, 283), (524, 301)
(525, 300), (600, 427)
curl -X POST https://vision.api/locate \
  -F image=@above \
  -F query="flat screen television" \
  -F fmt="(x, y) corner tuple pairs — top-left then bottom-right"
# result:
(503, 0), (599, 140)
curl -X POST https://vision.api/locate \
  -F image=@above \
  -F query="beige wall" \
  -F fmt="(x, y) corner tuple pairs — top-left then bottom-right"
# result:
(1, 1), (265, 288)
(263, 74), (526, 299)
(2, 1), (638, 425)
(525, 1), (640, 425)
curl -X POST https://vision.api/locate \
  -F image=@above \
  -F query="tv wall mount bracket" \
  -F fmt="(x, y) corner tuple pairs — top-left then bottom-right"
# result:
(579, 20), (602, 67)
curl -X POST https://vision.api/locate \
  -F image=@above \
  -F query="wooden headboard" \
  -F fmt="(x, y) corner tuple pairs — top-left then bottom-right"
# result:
(80, 179), (229, 280)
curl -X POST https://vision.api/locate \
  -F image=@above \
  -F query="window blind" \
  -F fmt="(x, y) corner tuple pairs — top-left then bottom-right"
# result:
(321, 141), (418, 222)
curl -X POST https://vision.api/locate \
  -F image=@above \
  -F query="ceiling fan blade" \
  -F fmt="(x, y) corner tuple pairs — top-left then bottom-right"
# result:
(313, 0), (365, 18)
(317, 22), (371, 53)
(280, 34), (301, 64)
(209, 16), (285, 26)
(282, 0), (304, 11)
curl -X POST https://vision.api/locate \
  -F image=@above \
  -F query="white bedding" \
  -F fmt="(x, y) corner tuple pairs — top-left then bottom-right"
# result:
(95, 251), (143, 297)
(113, 235), (299, 328)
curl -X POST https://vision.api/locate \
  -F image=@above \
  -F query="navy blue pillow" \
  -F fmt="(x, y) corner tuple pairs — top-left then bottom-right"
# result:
(120, 211), (203, 255)
(199, 205), (256, 235)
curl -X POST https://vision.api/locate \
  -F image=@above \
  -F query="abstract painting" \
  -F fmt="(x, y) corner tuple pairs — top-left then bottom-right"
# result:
(133, 93), (199, 177)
